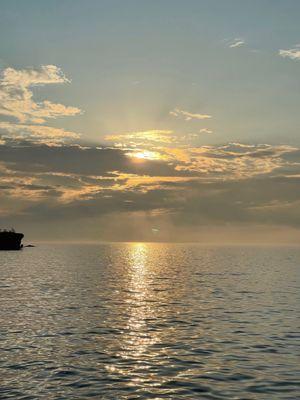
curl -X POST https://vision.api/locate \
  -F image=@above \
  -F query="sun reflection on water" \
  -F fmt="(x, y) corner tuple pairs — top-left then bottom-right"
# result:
(110, 243), (168, 388)
(124, 243), (158, 355)
(130, 242), (147, 275)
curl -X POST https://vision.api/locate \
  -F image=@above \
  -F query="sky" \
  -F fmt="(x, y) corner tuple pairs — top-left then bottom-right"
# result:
(0, 0), (300, 242)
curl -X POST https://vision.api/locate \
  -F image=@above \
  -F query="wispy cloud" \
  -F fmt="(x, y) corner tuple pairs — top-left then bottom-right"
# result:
(105, 127), (214, 153)
(0, 65), (81, 123)
(105, 130), (174, 145)
(0, 122), (80, 144)
(0, 64), (82, 143)
(199, 128), (213, 134)
(228, 38), (245, 48)
(279, 46), (300, 60)
(169, 108), (212, 121)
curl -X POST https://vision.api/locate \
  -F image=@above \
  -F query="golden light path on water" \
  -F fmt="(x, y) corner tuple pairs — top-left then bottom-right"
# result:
(106, 243), (228, 392)
(111, 243), (165, 387)
(127, 244), (156, 353)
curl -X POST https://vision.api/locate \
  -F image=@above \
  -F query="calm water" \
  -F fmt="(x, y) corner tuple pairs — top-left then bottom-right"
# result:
(0, 244), (299, 399)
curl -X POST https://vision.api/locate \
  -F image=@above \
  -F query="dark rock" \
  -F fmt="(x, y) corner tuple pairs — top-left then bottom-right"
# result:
(0, 230), (24, 250)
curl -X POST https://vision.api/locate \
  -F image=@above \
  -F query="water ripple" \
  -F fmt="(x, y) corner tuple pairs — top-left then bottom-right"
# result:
(0, 244), (299, 399)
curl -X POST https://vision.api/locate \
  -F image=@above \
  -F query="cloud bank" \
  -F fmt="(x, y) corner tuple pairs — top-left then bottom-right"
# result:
(0, 137), (300, 241)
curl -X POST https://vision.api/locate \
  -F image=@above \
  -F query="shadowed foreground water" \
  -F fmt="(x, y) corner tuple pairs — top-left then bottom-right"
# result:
(1, 243), (299, 399)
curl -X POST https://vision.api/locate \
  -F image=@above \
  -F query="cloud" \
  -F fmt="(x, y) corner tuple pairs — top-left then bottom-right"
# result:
(1, 64), (69, 86)
(0, 121), (80, 144)
(105, 128), (217, 162)
(0, 64), (82, 145)
(199, 128), (213, 134)
(169, 108), (212, 121)
(0, 65), (81, 124)
(161, 143), (297, 181)
(228, 38), (245, 48)
(279, 46), (300, 60)
(1, 138), (300, 240)
(0, 139), (297, 198)
(105, 130), (175, 146)
(0, 140), (189, 177)
(105, 129), (213, 154)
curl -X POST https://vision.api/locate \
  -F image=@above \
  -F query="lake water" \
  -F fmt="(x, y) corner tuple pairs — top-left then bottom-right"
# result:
(1, 244), (299, 399)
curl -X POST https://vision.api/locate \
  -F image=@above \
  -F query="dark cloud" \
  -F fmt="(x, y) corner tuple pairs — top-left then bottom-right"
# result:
(1, 138), (300, 241)
(171, 176), (300, 226)
(0, 140), (193, 177)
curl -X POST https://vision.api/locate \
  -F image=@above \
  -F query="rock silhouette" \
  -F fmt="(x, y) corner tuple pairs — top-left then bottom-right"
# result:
(0, 229), (24, 250)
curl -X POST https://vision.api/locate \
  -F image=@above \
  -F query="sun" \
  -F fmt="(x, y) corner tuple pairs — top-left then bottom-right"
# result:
(128, 150), (162, 161)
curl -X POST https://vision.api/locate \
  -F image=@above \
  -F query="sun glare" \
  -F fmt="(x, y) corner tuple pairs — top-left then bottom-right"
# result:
(129, 150), (162, 161)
